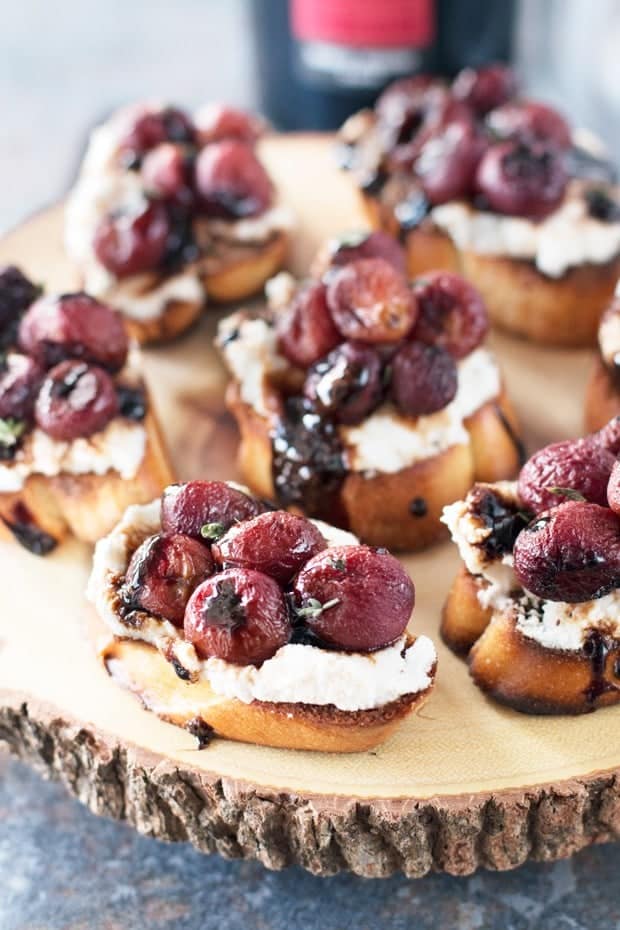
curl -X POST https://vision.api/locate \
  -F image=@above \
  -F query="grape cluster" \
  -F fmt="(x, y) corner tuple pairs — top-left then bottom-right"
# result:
(94, 105), (273, 278)
(475, 418), (620, 603)
(359, 64), (593, 219)
(0, 278), (137, 446)
(277, 254), (489, 422)
(123, 480), (416, 666)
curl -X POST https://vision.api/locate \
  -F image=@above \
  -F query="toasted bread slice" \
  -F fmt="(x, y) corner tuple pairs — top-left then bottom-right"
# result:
(441, 566), (493, 656)
(469, 609), (620, 715)
(585, 357), (620, 432)
(0, 410), (173, 551)
(227, 384), (521, 551)
(460, 251), (620, 347)
(100, 633), (435, 753)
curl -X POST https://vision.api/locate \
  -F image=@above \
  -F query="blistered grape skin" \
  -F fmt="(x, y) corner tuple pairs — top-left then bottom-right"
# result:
(608, 461), (620, 516)
(486, 101), (572, 150)
(452, 64), (517, 115)
(141, 143), (189, 199)
(390, 342), (457, 416)
(326, 231), (407, 275)
(411, 271), (489, 358)
(194, 140), (272, 218)
(0, 353), (44, 421)
(517, 438), (616, 515)
(123, 533), (215, 626)
(161, 480), (265, 540)
(303, 341), (383, 425)
(276, 282), (341, 368)
(415, 116), (485, 204)
(34, 360), (118, 441)
(513, 501), (620, 602)
(120, 106), (195, 157)
(184, 568), (291, 665)
(475, 141), (568, 219)
(18, 294), (129, 373)
(326, 258), (417, 344)
(292, 545), (415, 652)
(93, 201), (170, 277)
(212, 511), (326, 584)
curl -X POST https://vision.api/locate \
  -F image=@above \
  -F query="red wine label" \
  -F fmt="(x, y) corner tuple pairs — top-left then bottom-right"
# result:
(291, 0), (434, 48)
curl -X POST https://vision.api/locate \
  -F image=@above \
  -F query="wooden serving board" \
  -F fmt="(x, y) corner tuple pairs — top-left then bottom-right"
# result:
(1, 135), (619, 879)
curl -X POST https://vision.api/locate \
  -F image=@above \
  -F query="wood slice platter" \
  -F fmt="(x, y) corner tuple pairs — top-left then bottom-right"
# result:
(1, 134), (620, 879)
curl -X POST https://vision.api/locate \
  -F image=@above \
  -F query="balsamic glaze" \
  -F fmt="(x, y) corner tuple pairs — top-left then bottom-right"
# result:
(0, 266), (41, 351)
(116, 384), (147, 421)
(469, 487), (531, 558)
(185, 716), (215, 749)
(582, 630), (620, 705)
(409, 497), (428, 517)
(360, 168), (389, 198)
(584, 188), (620, 224)
(200, 578), (246, 632)
(271, 397), (347, 522)
(1, 502), (57, 555)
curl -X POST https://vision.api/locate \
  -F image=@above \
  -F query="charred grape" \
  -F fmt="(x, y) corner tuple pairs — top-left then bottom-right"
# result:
(292, 545), (414, 651)
(123, 533), (214, 625)
(184, 568), (290, 665)
(517, 438), (616, 514)
(94, 201), (170, 277)
(326, 257), (417, 344)
(486, 101), (572, 150)
(35, 360), (118, 440)
(19, 293), (128, 372)
(141, 143), (189, 199)
(194, 104), (264, 145)
(475, 141), (567, 219)
(412, 271), (489, 358)
(161, 480), (264, 541)
(303, 341), (383, 425)
(452, 64), (517, 115)
(324, 231), (407, 275)
(415, 116), (485, 204)
(0, 353), (44, 421)
(390, 341), (457, 416)
(194, 140), (272, 218)
(213, 511), (326, 584)
(276, 282), (341, 368)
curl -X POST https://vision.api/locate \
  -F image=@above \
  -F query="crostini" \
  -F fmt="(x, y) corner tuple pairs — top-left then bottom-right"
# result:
(340, 65), (620, 346)
(65, 102), (293, 344)
(0, 266), (173, 553)
(585, 288), (620, 430)
(87, 479), (437, 752)
(442, 417), (620, 714)
(216, 233), (522, 550)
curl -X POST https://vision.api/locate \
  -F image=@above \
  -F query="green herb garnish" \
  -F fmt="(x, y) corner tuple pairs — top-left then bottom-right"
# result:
(0, 418), (26, 448)
(330, 557), (346, 572)
(296, 597), (341, 619)
(200, 522), (226, 542)
(546, 486), (587, 502)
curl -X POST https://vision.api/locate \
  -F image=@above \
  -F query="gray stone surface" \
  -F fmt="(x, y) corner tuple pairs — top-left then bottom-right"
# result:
(2, 753), (620, 930)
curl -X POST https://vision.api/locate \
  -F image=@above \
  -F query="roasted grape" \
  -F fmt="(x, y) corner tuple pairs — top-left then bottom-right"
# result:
(375, 77), (451, 167)
(513, 501), (620, 602)
(412, 271), (489, 358)
(292, 545), (414, 651)
(35, 360), (118, 440)
(194, 140), (272, 218)
(486, 101), (572, 150)
(452, 64), (517, 115)
(161, 480), (264, 541)
(19, 293), (128, 372)
(194, 104), (264, 145)
(415, 115), (485, 204)
(475, 141), (567, 219)
(0, 353), (44, 421)
(276, 282), (341, 368)
(141, 143), (189, 199)
(517, 438), (615, 514)
(326, 258), (417, 344)
(184, 568), (290, 665)
(213, 511), (326, 584)
(323, 231), (407, 275)
(303, 341), (383, 425)
(390, 341), (457, 416)
(120, 106), (194, 158)
(93, 201), (170, 277)
(123, 533), (214, 625)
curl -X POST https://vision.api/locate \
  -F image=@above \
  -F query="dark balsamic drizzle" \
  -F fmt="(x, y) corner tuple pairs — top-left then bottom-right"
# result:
(186, 716), (215, 749)
(360, 169), (389, 197)
(582, 630), (620, 705)
(1, 502), (57, 555)
(409, 497), (428, 517)
(584, 188), (620, 223)
(493, 403), (527, 468)
(470, 487), (531, 559)
(116, 384), (147, 421)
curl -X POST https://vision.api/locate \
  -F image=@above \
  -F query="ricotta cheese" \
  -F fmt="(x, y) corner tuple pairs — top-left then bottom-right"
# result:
(515, 590), (620, 652)
(88, 499), (433, 710)
(432, 183), (620, 278)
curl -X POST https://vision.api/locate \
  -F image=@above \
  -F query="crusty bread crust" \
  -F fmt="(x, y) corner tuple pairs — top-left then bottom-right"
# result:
(441, 565), (493, 656)
(227, 384), (521, 550)
(101, 634), (435, 752)
(460, 250), (620, 347)
(584, 357), (620, 432)
(124, 298), (204, 345)
(443, 567), (620, 714)
(0, 409), (174, 550)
